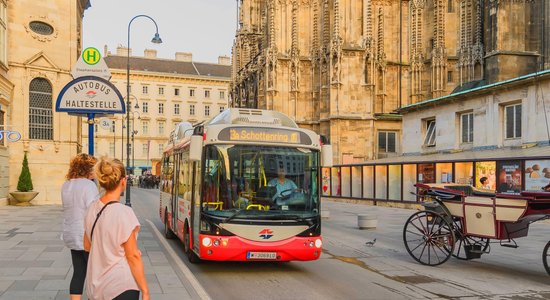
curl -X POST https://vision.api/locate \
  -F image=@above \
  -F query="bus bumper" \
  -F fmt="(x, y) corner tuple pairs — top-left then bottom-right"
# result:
(198, 234), (323, 261)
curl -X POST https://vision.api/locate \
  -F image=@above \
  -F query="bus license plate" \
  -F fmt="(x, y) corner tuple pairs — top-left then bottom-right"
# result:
(247, 251), (277, 260)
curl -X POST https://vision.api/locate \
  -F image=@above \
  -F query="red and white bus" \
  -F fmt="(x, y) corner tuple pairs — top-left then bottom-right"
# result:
(159, 108), (332, 262)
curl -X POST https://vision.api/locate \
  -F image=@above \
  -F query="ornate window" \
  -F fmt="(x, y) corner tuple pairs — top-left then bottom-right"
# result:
(142, 102), (148, 113)
(29, 21), (54, 35)
(29, 78), (53, 140)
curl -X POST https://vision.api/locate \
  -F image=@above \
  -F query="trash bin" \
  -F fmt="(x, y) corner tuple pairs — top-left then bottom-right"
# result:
(358, 214), (377, 229)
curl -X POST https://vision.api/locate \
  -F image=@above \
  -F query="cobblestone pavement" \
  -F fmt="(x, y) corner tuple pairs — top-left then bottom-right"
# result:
(0, 204), (195, 300)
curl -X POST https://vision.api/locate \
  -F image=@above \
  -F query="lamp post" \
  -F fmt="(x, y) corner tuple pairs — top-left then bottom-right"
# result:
(121, 95), (138, 163)
(126, 15), (162, 207)
(130, 110), (141, 174)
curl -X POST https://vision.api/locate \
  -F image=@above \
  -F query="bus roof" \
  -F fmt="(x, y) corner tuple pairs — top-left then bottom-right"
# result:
(164, 108), (320, 153)
(205, 108), (299, 128)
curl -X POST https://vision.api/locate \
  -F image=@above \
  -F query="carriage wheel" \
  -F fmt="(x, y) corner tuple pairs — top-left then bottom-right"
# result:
(452, 219), (489, 260)
(403, 210), (455, 266)
(543, 241), (550, 276)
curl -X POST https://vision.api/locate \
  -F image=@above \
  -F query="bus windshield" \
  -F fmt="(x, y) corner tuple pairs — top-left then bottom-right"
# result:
(202, 145), (320, 219)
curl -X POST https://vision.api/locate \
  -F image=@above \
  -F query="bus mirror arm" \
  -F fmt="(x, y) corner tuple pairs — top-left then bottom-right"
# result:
(189, 135), (203, 161)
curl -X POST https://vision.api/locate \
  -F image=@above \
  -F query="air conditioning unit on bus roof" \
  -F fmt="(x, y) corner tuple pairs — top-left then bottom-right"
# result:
(207, 108), (299, 128)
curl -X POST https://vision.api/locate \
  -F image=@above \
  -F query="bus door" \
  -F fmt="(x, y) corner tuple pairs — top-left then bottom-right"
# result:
(171, 153), (181, 234)
(191, 161), (201, 253)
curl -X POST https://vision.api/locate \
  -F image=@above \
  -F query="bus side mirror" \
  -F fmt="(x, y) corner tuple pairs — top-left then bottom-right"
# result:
(321, 144), (333, 167)
(190, 135), (203, 161)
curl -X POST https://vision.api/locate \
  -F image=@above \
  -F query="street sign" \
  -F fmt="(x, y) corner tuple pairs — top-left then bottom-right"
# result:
(99, 117), (112, 130)
(71, 47), (112, 80)
(55, 76), (125, 114)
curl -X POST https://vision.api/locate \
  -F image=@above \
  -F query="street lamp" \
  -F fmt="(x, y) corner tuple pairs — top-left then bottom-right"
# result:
(126, 15), (162, 207)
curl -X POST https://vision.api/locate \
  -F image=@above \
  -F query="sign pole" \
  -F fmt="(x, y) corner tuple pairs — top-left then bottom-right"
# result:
(88, 113), (95, 156)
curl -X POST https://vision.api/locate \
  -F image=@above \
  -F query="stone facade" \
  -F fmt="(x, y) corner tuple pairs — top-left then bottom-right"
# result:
(83, 47), (231, 175)
(231, 0), (549, 164)
(0, 0), (13, 205)
(3, 0), (89, 205)
(400, 70), (550, 155)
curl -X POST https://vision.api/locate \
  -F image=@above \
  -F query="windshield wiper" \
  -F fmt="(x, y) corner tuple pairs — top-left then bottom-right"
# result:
(224, 209), (244, 223)
(264, 214), (314, 224)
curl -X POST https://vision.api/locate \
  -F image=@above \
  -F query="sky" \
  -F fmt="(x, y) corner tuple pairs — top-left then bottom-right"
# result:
(83, 0), (237, 64)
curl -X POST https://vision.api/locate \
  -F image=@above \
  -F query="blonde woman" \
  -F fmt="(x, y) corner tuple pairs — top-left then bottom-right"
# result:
(83, 157), (149, 300)
(61, 153), (98, 300)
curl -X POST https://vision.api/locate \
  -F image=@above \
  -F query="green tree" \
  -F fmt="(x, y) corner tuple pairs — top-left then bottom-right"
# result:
(17, 153), (33, 192)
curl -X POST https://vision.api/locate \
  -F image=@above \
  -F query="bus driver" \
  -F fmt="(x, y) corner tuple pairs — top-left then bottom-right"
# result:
(268, 166), (298, 200)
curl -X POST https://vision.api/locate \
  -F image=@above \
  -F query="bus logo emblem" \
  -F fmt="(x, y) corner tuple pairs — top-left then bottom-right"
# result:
(259, 229), (274, 240)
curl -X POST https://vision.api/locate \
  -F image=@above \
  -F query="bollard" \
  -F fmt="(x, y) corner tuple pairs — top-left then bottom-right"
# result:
(358, 214), (377, 229)
(321, 210), (330, 219)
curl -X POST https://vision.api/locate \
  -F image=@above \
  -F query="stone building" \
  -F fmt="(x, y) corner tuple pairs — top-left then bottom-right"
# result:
(0, 0), (13, 204)
(83, 47), (231, 175)
(2, 0), (90, 205)
(231, 0), (550, 164)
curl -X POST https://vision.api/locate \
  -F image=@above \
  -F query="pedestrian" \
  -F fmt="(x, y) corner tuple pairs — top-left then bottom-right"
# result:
(83, 157), (149, 300)
(61, 153), (98, 300)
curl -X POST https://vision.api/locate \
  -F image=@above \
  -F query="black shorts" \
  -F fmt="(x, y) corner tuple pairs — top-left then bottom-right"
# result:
(113, 290), (140, 300)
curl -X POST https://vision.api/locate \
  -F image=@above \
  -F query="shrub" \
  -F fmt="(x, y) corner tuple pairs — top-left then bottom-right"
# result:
(16, 153), (33, 192)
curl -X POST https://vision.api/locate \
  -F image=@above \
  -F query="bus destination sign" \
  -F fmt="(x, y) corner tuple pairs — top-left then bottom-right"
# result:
(219, 127), (311, 144)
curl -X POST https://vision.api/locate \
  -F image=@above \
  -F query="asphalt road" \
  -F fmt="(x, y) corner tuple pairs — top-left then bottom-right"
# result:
(129, 187), (550, 300)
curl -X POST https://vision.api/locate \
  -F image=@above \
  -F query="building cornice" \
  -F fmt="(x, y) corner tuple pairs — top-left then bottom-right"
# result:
(399, 69), (550, 114)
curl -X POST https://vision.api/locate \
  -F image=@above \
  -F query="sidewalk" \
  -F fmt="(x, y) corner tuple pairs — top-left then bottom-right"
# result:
(0, 205), (196, 300)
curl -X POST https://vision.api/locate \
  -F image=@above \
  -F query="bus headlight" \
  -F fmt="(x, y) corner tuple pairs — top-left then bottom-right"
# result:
(315, 239), (322, 248)
(213, 239), (220, 247)
(202, 237), (212, 247)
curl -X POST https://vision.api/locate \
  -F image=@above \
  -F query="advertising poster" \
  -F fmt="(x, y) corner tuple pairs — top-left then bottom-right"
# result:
(525, 160), (550, 191)
(321, 168), (331, 196)
(418, 164), (435, 183)
(496, 160), (522, 194)
(475, 161), (496, 190)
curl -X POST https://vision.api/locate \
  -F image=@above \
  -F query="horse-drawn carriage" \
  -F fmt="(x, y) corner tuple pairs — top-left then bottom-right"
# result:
(403, 183), (550, 275)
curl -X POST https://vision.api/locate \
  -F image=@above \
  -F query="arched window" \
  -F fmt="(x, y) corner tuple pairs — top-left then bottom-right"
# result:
(29, 78), (53, 140)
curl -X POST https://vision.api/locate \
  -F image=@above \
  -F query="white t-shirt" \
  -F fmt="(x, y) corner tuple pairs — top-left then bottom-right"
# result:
(61, 178), (99, 250)
(84, 200), (140, 300)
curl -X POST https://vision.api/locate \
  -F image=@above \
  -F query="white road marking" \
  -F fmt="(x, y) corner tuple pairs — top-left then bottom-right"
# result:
(146, 219), (211, 300)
